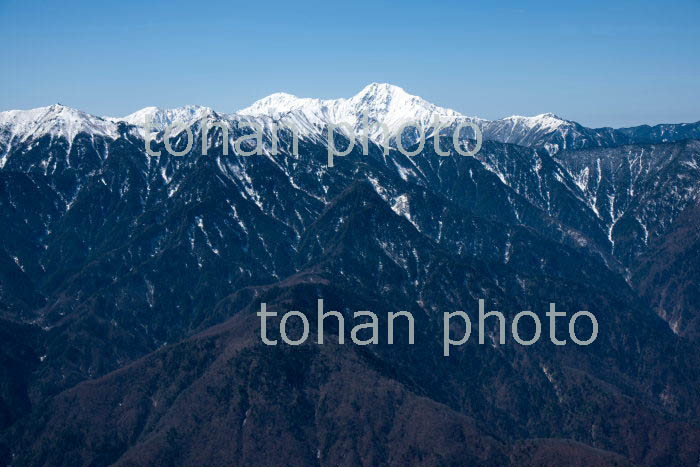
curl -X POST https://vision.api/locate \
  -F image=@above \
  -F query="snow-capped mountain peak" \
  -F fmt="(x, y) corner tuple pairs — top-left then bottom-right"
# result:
(479, 112), (577, 148)
(0, 104), (119, 143)
(501, 112), (569, 131)
(237, 93), (311, 118)
(349, 82), (416, 109)
(109, 105), (216, 130)
(238, 83), (479, 143)
(347, 82), (473, 128)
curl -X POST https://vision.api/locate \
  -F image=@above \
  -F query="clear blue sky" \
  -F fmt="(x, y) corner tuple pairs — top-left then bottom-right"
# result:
(1, 0), (698, 127)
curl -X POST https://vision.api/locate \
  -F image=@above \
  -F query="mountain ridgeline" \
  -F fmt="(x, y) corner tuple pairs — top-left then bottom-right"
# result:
(0, 84), (699, 466)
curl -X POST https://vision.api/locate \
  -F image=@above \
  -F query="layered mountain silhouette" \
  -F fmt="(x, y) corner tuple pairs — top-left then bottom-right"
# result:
(1, 84), (699, 466)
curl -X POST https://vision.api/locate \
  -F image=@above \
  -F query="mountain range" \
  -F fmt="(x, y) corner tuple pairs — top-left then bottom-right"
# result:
(1, 84), (699, 466)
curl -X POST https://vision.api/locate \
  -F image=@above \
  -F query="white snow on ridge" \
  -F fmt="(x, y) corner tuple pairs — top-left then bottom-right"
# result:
(107, 105), (216, 131)
(480, 112), (572, 145)
(238, 82), (486, 143)
(501, 113), (568, 132)
(0, 104), (119, 143)
(237, 84), (581, 147)
(0, 84), (577, 150)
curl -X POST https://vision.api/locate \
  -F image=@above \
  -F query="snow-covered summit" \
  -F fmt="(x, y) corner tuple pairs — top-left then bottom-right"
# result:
(0, 104), (119, 143)
(239, 83), (482, 143)
(480, 112), (577, 147)
(108, 105), (216, 131)
(501, 113), (569, 131)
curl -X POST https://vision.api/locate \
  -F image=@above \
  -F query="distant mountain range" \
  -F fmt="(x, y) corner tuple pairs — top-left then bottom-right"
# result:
(3, 83), (700, 158)
(1, 84), (699, 466)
